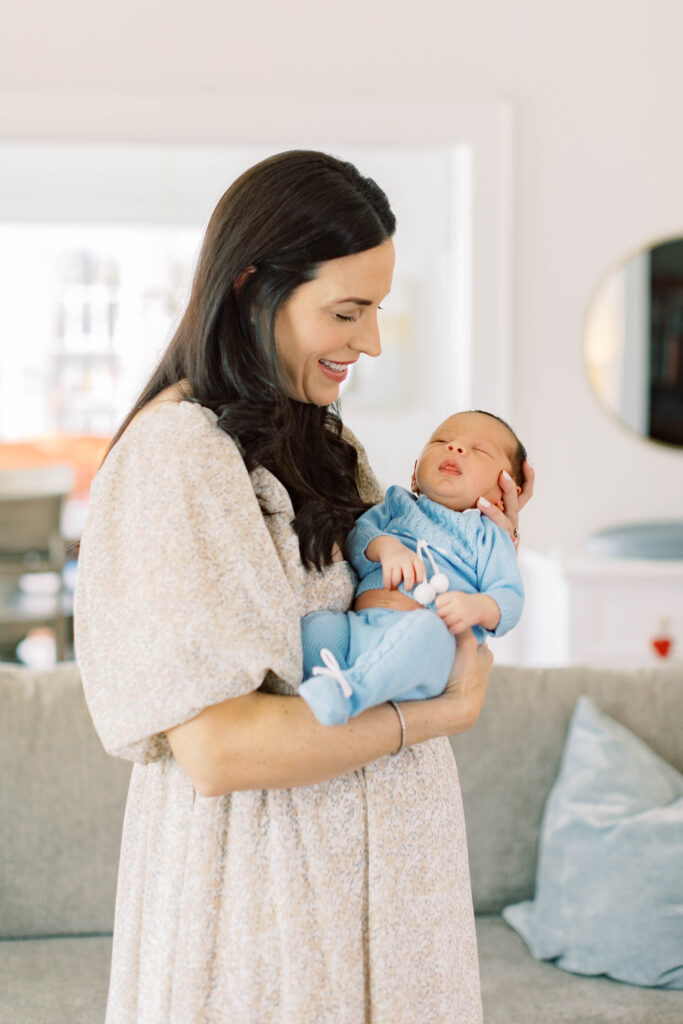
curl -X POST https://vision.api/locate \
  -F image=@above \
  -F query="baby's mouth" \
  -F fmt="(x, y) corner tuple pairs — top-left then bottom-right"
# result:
(438, 459), (462, 476)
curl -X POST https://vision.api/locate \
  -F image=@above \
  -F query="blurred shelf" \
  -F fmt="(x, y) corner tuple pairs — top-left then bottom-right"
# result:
(0, 590), (72, 625)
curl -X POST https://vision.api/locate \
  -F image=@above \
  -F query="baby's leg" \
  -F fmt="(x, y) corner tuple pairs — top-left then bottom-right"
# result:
(299, 609), (454, 725)
(299, 611), (353, 725)
(301, 610), (351, 676)
(345, 608), (455, 710)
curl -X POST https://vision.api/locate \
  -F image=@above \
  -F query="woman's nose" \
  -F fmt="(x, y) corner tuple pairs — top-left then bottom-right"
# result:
(352, 315), (382, 358)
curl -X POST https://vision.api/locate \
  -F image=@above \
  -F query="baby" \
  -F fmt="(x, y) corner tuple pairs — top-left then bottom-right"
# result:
(298, 410), (526, 725)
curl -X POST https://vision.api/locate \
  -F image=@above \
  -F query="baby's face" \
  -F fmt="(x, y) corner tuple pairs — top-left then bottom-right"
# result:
(412, 411), (518, 513)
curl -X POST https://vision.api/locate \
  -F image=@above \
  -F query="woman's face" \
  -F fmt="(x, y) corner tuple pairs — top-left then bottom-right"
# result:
(273, 238), (395, 405)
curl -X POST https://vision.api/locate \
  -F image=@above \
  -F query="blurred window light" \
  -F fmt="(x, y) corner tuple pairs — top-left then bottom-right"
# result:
(0, 224), (202, 439)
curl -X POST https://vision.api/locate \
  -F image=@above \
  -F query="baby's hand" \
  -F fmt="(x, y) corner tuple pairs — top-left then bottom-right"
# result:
(435, 592), (501, 634)
(365, 536), (427, 591)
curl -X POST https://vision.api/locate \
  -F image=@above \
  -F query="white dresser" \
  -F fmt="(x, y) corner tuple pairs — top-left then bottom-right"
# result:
(492, 549), (683, 668)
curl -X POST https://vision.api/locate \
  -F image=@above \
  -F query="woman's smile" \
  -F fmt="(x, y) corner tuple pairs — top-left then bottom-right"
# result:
(318, 357), (356, 382)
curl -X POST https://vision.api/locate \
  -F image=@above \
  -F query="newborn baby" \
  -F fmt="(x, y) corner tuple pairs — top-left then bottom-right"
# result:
(299, 410), (526, 725)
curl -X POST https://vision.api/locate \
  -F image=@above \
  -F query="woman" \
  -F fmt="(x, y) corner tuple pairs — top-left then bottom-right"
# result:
(75, 150), (532, 1024)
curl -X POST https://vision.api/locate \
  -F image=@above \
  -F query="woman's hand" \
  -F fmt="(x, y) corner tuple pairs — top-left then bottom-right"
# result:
(477, 459), (535, 549)
(426, 628), (493, 736)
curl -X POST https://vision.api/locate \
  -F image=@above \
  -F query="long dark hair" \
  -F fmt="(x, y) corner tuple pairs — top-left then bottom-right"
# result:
(105, 150), (396, 568)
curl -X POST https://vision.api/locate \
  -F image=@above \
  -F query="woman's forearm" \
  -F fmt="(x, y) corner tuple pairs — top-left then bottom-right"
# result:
(166, 685), (478, 797)
(166, 629), (492, 797)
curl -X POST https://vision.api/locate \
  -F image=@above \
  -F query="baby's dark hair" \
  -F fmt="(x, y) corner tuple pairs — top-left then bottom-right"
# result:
(472, 410), (527, 487)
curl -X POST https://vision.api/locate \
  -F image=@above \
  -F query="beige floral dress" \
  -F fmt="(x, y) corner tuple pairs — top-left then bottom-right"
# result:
(75, 400), (482, 1024)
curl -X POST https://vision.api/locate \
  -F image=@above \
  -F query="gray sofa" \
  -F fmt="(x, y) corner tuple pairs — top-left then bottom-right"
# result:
(1, 660), (681, 1024)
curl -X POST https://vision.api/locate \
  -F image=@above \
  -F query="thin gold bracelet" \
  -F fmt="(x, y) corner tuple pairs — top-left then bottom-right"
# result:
(389, 700), (406, 756)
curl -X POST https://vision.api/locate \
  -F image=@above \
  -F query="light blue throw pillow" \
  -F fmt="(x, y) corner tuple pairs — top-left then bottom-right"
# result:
(503, 695), (683, 988)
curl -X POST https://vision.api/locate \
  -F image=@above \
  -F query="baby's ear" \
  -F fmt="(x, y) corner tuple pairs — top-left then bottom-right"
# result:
(410, 460), (419, 493)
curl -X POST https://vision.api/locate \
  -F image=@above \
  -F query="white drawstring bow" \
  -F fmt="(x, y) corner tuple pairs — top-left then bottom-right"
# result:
(312, 648), (353, 698)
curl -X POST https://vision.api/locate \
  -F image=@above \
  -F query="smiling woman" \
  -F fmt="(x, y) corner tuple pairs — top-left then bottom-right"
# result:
(75, 150), (492, 1024)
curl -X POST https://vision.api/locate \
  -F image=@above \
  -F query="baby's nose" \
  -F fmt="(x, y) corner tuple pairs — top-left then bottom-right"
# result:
(447, 443), (467, 454)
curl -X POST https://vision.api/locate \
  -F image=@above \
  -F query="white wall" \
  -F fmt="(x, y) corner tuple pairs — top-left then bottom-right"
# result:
(1, 0), (682, 554)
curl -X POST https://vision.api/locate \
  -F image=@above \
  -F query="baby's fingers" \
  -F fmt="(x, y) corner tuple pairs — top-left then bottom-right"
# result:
(442, 613), (466, 635)
(392, 564), (405, 590)
(403, 557), (425, 592)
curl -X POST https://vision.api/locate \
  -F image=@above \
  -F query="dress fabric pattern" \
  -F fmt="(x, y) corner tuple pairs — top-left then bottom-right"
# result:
(75, 400), (482, 1024)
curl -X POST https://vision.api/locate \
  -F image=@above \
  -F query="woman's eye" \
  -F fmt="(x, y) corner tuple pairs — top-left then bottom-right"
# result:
(335, 313), (355, 323)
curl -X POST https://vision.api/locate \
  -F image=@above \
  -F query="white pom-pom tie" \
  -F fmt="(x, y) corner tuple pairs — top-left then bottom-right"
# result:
(431, 572), (449, 594)
(412, 540), (449, 606)
(413, 580), (436, 604)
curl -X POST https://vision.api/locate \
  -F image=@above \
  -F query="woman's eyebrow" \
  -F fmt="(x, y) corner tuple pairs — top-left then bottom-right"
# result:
(332, 297), (373, 305)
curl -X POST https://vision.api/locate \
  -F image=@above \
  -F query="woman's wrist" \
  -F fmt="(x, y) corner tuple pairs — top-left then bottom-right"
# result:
(394, 694), (475, 747)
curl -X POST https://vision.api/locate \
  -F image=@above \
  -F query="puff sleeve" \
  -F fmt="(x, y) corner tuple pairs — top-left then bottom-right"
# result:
(74, 403), (302, 764)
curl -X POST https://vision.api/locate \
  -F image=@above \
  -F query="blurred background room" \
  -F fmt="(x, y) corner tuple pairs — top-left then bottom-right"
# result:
(0, 0), (682, 671)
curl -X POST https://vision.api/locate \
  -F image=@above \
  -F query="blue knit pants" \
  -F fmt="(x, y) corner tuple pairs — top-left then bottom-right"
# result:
(299, 607), (455, 725)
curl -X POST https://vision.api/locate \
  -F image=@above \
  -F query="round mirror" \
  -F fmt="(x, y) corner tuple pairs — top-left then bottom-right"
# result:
(584, 235), (683, 448)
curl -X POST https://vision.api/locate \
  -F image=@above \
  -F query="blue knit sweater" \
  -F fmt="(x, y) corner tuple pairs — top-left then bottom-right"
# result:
(345, 485), (524, 642)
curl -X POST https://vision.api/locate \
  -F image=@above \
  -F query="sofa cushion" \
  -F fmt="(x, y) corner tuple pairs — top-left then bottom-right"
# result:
(0, 935), (112, 1024)
(503, 696), (683, 988)
(450, 663), (683, 913)
(476, 915), (683, 1024)
(0, 662), (131, 937)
